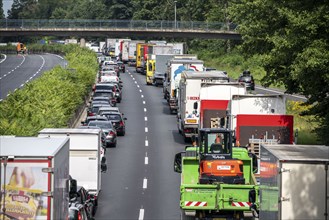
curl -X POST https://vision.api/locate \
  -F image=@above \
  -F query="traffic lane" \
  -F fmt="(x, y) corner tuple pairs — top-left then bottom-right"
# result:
(42, 53), (67, 70)
(0, 54), (66, 100)
(0, 54), (25, 78)
(0, 54), (44, 100)
(95, 70), (147, 220)
(128, 68), (184, 219)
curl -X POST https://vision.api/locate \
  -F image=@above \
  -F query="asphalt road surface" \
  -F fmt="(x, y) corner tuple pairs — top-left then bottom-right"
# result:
(0, 53), (66, 101)
(95, 66), (185, 220)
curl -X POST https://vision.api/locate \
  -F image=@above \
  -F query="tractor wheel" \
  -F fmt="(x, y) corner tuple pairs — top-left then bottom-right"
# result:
(180, 210), (195, 220)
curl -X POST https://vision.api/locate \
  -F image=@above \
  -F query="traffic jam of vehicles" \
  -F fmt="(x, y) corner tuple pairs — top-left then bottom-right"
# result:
(1, 38), (328, 220)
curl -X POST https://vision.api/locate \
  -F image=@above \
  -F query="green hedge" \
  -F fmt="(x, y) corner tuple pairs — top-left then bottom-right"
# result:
(0, 44), (98, 136)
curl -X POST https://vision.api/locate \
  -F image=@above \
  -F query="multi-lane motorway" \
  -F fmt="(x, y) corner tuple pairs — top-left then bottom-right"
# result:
(0, 54), (66, 101)
(95, 66), (184, 219)
(0, 54), (307, 219)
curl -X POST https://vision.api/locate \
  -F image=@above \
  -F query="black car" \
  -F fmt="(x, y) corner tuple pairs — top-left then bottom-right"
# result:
(94, 83), (122, 103)
(238, 70), (255, 90)
(93, 89), (117, 106)
(69, 186), (95, 219)
(101, 112), (127, 136)
(87, 103), (112, 117)
(87, 121), (117, 147)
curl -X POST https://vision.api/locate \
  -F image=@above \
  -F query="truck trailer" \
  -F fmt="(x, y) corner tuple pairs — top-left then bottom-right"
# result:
(153, 54), (174, 86)
(146, 45), (173, 85)
(166, 58), (204, 114)
(0, 136), (71, 220)
(38, 128), (106, 206)
(177, 71), (230, 142)
(260, 144), (329, 220)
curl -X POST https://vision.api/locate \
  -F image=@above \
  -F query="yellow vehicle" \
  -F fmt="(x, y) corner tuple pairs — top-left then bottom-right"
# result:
(136, 43), (146, 73)
(146, 54), (156, 85)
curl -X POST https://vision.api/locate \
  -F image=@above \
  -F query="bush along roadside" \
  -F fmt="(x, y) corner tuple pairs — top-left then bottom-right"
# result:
(0, 44), (98, 136)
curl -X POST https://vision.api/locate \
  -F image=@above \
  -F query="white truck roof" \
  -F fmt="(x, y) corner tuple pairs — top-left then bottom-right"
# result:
(0, 136), (69, 157)
(262, 144), (329, 162)
(170, 59), (203, 64)
(182, 71), (228, 79)
(39, 128), (101, 135)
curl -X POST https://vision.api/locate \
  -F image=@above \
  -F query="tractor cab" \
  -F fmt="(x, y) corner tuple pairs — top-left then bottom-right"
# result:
(198, 128), (245, 184)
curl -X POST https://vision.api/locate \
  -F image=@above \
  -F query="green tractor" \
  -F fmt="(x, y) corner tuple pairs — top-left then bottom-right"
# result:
(174, 128), (259, 219)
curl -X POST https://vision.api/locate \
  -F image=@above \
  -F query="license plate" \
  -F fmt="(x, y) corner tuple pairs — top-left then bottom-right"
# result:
(217, 165), (230, 170)
(186, 119), (197, 123)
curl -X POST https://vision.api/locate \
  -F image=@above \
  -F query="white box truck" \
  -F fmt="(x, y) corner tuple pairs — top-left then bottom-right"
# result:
(38, 128), (106, 203)
(153, 54), (174, 86)
(166, 58), (204, 114)
(167, 42), (186, 54)
(128, 40), (145, 63)
(259, 144), (329, 220)
(0, 136), (70, 220)
(177, 71), (230, 142)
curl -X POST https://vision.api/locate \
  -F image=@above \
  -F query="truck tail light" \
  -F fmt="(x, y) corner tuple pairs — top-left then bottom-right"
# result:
(78, 211), (82, 220)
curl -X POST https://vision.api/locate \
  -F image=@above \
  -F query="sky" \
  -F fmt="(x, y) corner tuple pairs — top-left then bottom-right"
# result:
(3, 0), (13, 17)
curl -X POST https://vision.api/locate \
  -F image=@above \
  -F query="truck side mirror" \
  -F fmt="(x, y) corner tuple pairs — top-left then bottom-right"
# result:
(174, 152), (182, 173)
(193, 101), (198, 110)
(249, 152), (258, 173)
(69, 178), (77, 196)
(101, 163), (107, 173)
(220, 118), (225, 127)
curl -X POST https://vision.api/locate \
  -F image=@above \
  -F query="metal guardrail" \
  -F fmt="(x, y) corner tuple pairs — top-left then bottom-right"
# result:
(0, 19), (238, 32)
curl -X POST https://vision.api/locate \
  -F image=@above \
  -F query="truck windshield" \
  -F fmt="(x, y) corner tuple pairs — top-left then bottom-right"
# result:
(206, 132), (231, 154)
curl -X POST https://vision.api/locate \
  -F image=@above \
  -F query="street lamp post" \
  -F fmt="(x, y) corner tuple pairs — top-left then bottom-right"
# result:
(174, 1), (177, 29)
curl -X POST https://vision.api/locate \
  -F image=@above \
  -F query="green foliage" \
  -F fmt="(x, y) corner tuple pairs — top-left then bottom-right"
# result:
(0, 0), (4, 18)
(229, 0), (329, 145)
(0, 44), (98, 136)
(286, 101), (320, 145)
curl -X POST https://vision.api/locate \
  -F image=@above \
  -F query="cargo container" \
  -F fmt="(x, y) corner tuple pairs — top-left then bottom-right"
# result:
(260, 144), (329, 220)
(0, 136), (70, 220)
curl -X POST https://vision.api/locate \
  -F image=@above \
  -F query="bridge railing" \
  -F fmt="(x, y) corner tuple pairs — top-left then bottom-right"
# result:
(0, 19), (238, 32)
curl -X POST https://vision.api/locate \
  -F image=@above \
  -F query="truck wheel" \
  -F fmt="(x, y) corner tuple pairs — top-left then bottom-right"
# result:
(180, 210), (195, 220)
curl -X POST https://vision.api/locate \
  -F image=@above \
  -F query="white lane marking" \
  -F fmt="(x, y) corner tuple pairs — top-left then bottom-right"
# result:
(138, 209), (145, 220)
(143, 178), (148, 189)
(137, 85), (140, 88)
(0, 55), (26, 80)
(0, 54), (7, 63)
(145, 127), (148, 133)
(145, 140), (149, 147)
(143, 101), (146, 105)
(145, 156), (149, 165)
(135, 81), (137, 84)
(0, 99), (2, 102)
(144, 108), (147, 112)
(20, 84), (24, 87)
(144, 117), (148, 121)
(141, 94), (144, 98)
(139, 89), (142, 93)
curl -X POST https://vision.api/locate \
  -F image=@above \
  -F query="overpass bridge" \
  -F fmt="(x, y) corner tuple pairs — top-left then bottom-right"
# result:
(0, 19), (241, 40)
